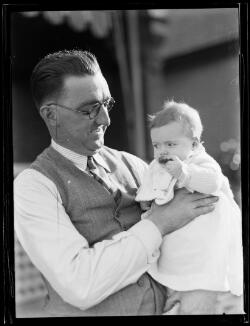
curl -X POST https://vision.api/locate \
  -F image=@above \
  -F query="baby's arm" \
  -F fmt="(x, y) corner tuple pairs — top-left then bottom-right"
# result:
(184, 161), (223, 194)
(165, 153), (223, 194)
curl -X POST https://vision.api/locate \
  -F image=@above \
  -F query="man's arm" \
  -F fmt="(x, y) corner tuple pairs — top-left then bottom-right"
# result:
(14, 169), (162, 310)
(14, 169), (218, 310)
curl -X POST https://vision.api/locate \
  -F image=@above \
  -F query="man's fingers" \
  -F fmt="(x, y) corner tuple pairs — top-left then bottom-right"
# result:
(194, 196), (219, 207)
(193, 195), (218, 215)
(163, 302), (180, 315)
(191, 192), (219, 202)
(194, 204), (216, 216)
(215, 293), (244, 314)
(164, 290), (181, 313)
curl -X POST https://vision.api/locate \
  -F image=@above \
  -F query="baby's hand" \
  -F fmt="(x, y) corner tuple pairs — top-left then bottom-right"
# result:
(158, 156), (172, 164)
(165, 155), (184, 179)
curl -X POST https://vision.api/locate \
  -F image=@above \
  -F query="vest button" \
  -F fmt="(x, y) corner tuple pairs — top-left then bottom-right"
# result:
(114, 211), (120, 218)
(137, 276), (145, 287)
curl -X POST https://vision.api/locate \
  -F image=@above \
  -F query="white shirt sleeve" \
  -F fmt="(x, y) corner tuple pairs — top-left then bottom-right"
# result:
(180, 152), (224, 194)
(14, 169), (162, 311)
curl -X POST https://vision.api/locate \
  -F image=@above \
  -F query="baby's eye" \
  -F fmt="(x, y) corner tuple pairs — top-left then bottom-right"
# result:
(167, 143), (176, 147)
(153, 144), (159, 149)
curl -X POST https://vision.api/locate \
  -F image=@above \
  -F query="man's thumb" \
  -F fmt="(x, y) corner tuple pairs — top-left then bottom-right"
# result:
(163, 302), (181, 315)
(163, 290), (181, 314)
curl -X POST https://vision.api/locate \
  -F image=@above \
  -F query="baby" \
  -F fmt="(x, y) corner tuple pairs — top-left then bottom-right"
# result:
(136, 100), (243, 315)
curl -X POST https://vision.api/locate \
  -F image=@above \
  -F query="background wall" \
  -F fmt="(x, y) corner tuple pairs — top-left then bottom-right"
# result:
(145, 43), (240, 159)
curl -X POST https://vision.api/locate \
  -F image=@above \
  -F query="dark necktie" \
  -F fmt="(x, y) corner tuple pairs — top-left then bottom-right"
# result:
(87, 156), (120, 201)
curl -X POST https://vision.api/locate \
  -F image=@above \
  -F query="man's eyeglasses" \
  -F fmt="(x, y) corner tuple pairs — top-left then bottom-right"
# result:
(42, 97), (115, 120)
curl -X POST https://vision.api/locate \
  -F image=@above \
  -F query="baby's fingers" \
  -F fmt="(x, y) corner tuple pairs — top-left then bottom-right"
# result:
(166, 161), (178, 169)
(166, 154), (178, 161)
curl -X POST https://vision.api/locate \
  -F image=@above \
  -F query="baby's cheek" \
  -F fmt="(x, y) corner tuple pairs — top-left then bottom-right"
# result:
(173, 151), (183, 160)
(154, 150), (161, 159)
(171, 149), (179, 156)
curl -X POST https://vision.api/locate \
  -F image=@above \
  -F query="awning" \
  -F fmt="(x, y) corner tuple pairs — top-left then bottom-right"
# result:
(21, 10), (112, 38)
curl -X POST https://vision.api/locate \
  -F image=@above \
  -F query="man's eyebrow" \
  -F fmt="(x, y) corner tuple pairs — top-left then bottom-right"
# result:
(76, 100), (98, 108)
(76, 97), (111, 109)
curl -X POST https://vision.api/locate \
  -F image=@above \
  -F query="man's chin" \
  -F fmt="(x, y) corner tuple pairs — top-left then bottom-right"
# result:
(89, 141), (104, 154)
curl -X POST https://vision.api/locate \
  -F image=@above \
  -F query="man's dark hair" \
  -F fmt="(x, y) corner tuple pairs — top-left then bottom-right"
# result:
(30, 49), (101, 109)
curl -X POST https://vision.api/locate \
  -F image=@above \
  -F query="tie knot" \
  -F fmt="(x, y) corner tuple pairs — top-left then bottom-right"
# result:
(87, 156), (97, 170)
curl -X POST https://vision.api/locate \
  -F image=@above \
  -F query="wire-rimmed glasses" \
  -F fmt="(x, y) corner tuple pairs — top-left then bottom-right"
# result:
(42, 97), (115, 120)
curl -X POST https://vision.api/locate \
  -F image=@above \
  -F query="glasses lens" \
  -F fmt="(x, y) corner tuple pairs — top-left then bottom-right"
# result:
(88, 98), (115, 119)
(107, 98), (115, 111)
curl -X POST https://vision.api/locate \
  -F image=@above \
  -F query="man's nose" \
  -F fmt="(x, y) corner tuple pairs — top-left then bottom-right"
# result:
(95, 105), (111, 126)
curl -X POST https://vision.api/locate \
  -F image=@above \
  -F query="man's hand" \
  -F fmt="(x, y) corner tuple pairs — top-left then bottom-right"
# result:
(146, 188), (219, 236)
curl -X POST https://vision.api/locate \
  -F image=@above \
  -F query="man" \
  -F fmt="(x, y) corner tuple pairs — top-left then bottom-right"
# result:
(14, 50), (218, 316)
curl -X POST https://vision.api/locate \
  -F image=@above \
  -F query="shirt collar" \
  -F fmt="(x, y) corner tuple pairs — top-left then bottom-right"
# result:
(94, 153), (111, 173)
(185, 142), (206, 162)
(51, 139), (111, 172)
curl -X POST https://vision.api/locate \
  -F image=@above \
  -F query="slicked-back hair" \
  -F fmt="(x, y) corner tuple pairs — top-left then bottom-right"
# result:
(148, 100), (203, 140)
(30, 49), (101, 109)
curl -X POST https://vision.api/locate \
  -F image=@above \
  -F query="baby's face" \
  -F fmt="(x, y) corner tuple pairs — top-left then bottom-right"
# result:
(151, 121), (194, 162)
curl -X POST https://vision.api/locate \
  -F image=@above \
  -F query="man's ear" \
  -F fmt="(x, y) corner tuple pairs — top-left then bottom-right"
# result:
(40, 105), (58, 126)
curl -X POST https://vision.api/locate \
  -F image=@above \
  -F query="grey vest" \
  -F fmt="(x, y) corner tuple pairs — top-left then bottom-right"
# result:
(30, 146), (166, 316)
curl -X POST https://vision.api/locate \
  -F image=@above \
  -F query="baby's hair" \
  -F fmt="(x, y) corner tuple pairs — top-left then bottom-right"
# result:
(148, 100), (203, 140)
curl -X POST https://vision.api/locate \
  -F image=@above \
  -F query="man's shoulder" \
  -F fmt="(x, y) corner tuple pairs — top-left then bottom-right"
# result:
(102, 146), (147, 167)
(30, 145), (71, 176)
(14, 146), (60, 189)
(14, 167), (56, 194)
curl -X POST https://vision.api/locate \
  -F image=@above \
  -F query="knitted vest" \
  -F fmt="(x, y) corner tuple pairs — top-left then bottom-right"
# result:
(30, 146), (166, 316)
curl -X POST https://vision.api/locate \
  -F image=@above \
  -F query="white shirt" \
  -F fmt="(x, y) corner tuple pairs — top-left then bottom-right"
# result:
(14, 140), (162, 310)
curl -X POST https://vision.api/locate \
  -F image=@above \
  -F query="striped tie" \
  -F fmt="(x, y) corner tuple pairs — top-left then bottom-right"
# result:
(87, 156), (120, 201)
